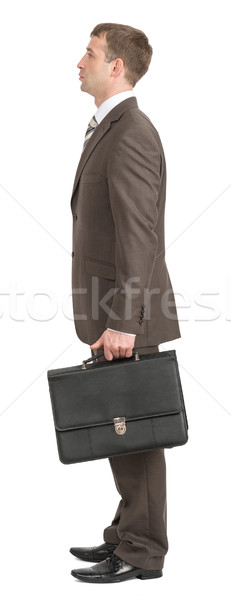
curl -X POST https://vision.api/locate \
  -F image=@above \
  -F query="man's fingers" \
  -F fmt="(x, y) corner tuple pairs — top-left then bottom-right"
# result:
(118, 346), (125, 358)
(104, 347), (114, 361)
(104, 346), (133, 360)
(102, 330), (135, 361)
(125, 348), (133, 358)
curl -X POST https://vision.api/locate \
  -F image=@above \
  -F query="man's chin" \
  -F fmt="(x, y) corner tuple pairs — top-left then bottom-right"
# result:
(80, 82), (94, 97)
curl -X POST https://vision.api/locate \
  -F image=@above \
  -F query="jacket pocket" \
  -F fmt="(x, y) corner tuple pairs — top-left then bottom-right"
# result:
(85, 257), (116, 280)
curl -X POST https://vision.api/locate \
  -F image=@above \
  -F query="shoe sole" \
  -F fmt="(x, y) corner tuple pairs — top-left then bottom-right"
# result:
(71, 569), (163, 583)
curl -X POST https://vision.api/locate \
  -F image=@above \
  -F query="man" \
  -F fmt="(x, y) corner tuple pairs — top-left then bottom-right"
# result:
(69, 23), (181, 584)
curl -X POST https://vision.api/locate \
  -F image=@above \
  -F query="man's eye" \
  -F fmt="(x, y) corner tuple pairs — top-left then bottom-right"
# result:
(87, 53), (92, 58)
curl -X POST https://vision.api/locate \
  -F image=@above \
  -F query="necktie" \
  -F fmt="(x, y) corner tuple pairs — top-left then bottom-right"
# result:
(83, 115), (98, 150)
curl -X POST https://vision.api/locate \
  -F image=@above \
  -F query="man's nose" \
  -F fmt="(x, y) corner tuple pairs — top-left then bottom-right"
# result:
(77, 55), (85, 69)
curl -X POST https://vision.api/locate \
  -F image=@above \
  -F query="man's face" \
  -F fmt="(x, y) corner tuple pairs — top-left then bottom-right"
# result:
(77, 35), (112, 99)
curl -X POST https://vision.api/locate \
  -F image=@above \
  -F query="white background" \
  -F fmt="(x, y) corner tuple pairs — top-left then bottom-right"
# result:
(0, 0), (231, 598)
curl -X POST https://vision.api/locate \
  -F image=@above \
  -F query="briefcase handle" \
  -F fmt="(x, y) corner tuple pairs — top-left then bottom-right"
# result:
(81, 349), (140, 369)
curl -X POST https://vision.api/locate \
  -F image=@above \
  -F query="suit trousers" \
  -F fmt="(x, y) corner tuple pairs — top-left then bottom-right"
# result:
(91, 344), (168, 571)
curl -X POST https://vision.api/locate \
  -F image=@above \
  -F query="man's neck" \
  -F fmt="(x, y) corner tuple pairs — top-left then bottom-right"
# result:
(94, 88), (133, 109)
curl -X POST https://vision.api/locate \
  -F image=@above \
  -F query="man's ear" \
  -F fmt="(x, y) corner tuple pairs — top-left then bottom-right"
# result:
(111, 57), (124, 77)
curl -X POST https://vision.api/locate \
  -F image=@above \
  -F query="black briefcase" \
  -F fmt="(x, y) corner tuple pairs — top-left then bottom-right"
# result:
(47, 349), (188, 464)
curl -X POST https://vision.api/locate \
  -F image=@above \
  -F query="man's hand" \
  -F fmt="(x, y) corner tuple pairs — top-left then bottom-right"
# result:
(90, 330), (135, 361)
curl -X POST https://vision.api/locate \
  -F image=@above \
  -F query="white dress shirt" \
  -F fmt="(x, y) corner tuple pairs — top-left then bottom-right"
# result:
(94, 90), (136, 337)
(95, 89), (134, 124)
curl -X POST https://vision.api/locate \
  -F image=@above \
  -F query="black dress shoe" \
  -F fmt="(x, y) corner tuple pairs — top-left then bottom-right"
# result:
(69, 542), (118, 563)
(71, 553), (163, 583)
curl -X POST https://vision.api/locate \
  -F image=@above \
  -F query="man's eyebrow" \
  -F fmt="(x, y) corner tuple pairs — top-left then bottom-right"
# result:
(86, 47), (95, 54)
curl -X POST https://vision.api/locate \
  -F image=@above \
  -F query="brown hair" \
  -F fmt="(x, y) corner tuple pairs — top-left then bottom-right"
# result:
(90, 23), (153, 87)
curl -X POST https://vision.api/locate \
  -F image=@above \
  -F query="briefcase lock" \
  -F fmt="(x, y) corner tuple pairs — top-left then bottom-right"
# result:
(114, 417), (126, 435)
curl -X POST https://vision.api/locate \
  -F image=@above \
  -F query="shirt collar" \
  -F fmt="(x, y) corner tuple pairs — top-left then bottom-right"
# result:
(95, 90), (135, 125)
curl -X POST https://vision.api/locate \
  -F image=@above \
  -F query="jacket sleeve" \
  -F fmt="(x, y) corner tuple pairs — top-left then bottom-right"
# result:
(105, 124), (161, 335)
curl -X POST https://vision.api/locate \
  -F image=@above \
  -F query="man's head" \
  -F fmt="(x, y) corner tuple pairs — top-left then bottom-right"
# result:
(77, 23), (153, 105)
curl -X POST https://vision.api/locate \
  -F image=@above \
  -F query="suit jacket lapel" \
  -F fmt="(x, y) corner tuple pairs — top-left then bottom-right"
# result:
(71, 120), (111, 200)
(70, 97), (138, 203)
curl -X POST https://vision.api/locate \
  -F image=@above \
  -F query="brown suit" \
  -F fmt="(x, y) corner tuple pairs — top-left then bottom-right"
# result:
(71, 96), (181, 346)
(71, 96), (181, 570)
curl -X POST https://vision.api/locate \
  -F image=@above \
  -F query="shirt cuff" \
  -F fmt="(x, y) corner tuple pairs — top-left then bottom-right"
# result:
(107, 328), (136, 337)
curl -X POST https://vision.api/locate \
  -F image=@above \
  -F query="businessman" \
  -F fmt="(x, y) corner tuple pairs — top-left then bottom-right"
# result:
(69, 23), (181, 584)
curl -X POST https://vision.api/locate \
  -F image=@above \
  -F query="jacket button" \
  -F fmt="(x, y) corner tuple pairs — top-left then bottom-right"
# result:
(72, 251), (74, 258)
(73, 212), (77, 221)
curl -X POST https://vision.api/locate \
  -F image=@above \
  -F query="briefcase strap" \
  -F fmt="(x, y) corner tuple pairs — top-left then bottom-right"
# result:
(81, 350), (140, 369)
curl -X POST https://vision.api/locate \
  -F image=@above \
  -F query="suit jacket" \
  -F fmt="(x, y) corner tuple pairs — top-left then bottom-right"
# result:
(70, 96), (181, 347)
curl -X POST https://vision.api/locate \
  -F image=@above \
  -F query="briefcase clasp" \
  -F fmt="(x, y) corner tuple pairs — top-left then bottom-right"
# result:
(114, 417), (126, 435)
